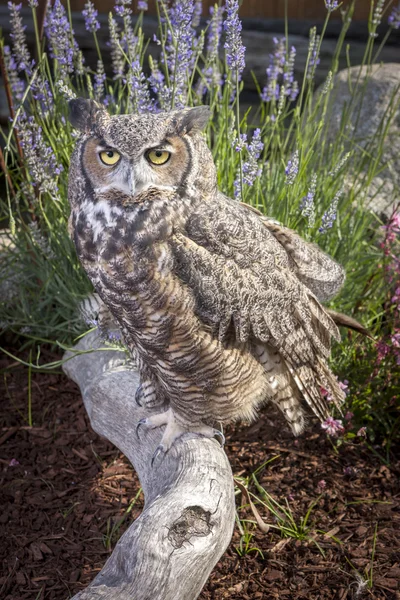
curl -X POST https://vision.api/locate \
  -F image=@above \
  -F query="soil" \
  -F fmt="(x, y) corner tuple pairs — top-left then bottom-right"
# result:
(0, 349), (399, 600)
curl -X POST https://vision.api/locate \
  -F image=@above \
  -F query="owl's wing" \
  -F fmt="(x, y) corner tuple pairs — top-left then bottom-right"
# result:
(240, 203), (345, 302)
(171, 195), (345, 419)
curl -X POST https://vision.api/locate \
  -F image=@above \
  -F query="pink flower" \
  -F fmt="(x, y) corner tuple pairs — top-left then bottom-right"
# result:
(391, 212), (400, 230)
(321, 417), (344, 436)
(343, 466), (357, 476)
(320, 386), (333, 402)
(376, 341), (390, 363)
(317, 479), (326, 489)
(338, 380), (350, 396)
(391, 333), (400, 348)
(345, 411), (354, 421)
(9, 458), (20, 467)
(357, 427), (367, 437)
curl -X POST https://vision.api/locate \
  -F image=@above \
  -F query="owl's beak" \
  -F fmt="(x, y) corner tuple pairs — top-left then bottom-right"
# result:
(126, 167), (136, 197)
(119, 167), (136, 197)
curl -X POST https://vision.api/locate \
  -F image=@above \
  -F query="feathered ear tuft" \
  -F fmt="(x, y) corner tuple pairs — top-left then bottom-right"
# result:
(68, 98), (108, 133)
(174, 106), (210, 135)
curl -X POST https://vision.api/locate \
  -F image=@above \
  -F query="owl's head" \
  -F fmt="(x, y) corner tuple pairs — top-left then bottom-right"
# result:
(68, 99), (217, 207)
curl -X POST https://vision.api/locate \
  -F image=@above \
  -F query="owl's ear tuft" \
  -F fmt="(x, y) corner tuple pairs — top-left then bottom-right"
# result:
(68, 98), (108, 133)
(175, 106), (210, 135)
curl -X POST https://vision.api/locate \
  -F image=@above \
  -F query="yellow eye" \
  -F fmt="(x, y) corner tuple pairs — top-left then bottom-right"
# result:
(147, 149), (171, 166)
(99, 150), (121, 166)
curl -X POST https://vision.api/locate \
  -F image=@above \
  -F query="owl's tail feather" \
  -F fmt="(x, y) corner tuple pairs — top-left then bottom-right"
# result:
(327, 309), (373, 339)
(254, 344), (306, 435)
(285, 357), (345, 427)
(270, 375), (306, 436)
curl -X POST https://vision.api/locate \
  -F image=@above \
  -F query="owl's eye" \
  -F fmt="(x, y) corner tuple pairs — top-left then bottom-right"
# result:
(99, 150), (121, 166)
(147, 149), (171, 166)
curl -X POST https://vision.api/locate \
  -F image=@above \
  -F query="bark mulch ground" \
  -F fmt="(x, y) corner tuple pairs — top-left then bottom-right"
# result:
(0, 352), (399, 600)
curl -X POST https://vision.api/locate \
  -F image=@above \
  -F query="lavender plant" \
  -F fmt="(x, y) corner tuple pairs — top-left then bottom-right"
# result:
(0, 0), (399, 443)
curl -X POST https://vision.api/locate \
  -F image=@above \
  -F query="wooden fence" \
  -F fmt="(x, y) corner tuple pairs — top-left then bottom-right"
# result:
(0, 0), (376, 22)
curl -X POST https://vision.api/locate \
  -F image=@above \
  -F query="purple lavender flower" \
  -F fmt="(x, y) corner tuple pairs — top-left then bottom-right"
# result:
(233, 129), (264, 197)
(28, 0), (39, 7)
(115, 0), (132, 18)
(32, 77), (54, 113)
(224, 0), (245, 78)
(2, 45), (25, 102)
(285, 150), (299, 185)
(372, 0), (384, 27)
(8, 1), (32, 74)
(300, 173), (316, 227)
(261, 37), (284, 102)
(207, 5), (224, 59)
(284, 46), (299, 101)
(17, 112), (63, 197)
(261, 38), (298, 103)
(319, 188), (343, 233)
(83, 1), (100, 33)
(197, 5), (224, 97)
(44, 0), (77, 78)
(321, 417), (344, 436)
(242, 128), (264, 186)
(388, 3), (400, 28)
(165, 0), (197, 109)
(149, 59), (170, 111)
(127, 60), (155, 113)
(94, 60), (106, 100)
(108, 15), (125, 79)
(325, 0), (339, 11)
(121, 27), (138, 60)
(234, 132), (247, 152)
(306, 27), (320, 80)
(137, 0), (148, 10)
(192, 0), (202, 27)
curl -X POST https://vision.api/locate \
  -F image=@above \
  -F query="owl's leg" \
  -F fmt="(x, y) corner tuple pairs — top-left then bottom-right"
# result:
(136, 408), (224, 466)
(135, 379), (165, 409)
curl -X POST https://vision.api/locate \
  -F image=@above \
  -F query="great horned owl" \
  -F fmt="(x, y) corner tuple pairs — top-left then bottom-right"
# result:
(68, 98), (349, 459)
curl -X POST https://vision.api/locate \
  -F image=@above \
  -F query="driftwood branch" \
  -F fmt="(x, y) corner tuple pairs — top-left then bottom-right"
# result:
(63, 331), (236, 600)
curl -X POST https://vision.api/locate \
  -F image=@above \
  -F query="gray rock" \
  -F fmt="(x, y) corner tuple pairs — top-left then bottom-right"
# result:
(320, 63), (400, 217)
(241, 31), (400, 93)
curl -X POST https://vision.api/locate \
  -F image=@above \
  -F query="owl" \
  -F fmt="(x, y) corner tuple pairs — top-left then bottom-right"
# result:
(67, 98), (358, 461)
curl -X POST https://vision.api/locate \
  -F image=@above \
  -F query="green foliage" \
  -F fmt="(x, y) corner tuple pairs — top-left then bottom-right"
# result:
(235, 466), (330, 557)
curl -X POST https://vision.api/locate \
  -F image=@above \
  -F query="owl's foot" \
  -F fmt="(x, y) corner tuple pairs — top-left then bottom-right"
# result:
(136, 408), (225, 466)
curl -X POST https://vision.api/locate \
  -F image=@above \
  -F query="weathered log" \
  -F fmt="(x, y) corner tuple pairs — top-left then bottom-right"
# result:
(63, 331), (236, 600)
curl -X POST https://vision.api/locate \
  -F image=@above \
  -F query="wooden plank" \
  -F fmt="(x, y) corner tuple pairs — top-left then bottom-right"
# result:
(0, 0), (377, 21)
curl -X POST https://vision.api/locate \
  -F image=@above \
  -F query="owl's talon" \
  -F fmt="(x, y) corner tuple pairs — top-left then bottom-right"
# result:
(136, 418), (147, 437)
(135, 385), (143, 407)
(151, 445), (166, 468)
(213, 429), (225, 447)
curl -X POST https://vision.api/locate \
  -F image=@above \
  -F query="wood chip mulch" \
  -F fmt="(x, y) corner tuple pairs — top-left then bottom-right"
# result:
(0, 352), (399, 600)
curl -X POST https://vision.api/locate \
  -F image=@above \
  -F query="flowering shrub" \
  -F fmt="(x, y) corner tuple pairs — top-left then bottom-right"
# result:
(0, 0), (399, 444)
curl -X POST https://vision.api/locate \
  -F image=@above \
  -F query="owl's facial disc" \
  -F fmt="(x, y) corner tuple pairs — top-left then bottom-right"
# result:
(82, 132), (192, 202)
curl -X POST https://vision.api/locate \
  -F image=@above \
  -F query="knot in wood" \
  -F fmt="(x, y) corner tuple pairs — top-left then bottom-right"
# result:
(168, 506), (212, 549)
